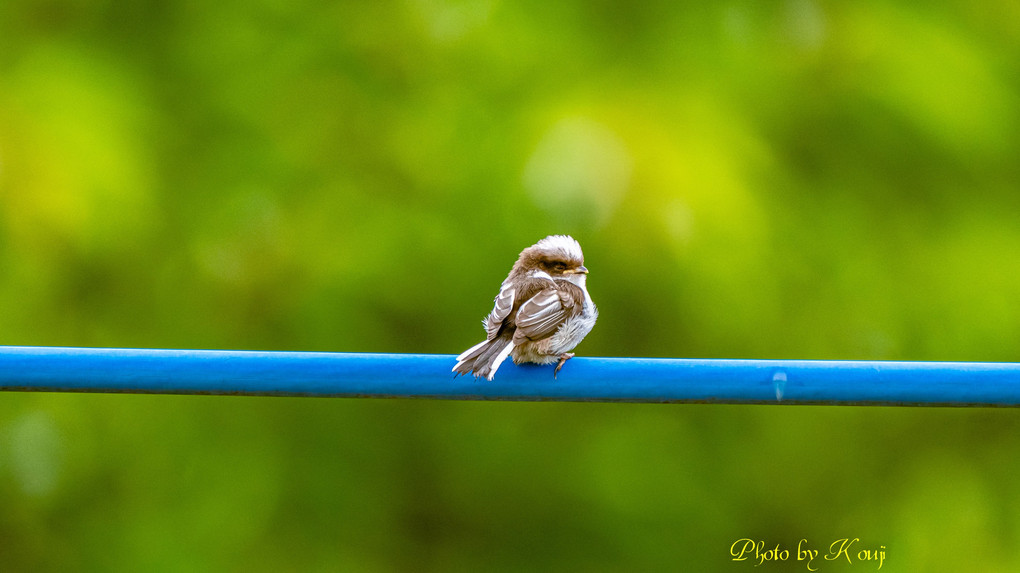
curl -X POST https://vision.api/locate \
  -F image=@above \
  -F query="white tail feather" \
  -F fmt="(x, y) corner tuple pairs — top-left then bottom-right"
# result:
(453, 339), (490, 371)
(485, 341), (516, 381)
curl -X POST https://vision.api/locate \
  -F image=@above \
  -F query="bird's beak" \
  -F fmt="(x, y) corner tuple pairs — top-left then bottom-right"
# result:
(571, 266), (589, 274)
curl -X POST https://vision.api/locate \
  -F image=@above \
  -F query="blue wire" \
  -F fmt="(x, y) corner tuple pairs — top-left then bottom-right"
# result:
(1, 346), (1018, 406)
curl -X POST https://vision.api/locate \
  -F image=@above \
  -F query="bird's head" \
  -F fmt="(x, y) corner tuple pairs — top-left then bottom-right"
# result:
(510, 235), (588, 279)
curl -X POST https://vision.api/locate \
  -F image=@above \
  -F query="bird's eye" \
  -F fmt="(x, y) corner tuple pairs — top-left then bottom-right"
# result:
(552, 262), (567, 271)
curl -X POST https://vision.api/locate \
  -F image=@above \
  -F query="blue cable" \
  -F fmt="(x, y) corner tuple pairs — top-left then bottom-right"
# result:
(2, 346), (1018, 406)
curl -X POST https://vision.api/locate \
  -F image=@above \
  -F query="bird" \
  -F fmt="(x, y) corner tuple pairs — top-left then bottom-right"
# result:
(453, 235), (598, 380)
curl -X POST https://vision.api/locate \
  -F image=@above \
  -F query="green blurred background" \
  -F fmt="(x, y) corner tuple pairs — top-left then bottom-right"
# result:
(2, 0), (1020, 570)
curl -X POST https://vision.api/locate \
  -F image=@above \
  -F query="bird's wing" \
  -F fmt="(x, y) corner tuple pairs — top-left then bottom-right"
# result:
(484, 280), (516, 340)
(513, 282), (581, 342)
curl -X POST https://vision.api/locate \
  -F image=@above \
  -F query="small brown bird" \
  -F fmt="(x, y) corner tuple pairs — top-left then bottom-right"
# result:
(453, 235), (598, 380)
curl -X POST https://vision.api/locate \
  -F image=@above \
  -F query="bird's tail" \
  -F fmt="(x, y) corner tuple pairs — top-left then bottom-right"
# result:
(452, 337), (515, 381)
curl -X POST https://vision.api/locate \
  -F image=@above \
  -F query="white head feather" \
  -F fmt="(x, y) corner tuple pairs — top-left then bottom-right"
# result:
(533, 235), (584, 263)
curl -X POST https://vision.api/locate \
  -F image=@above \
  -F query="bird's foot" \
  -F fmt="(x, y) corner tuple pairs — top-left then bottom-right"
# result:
(553, 353), (575, 379)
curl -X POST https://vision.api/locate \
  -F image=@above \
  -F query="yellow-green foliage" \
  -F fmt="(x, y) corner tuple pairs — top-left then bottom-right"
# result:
(1, 1), (1018, 570)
